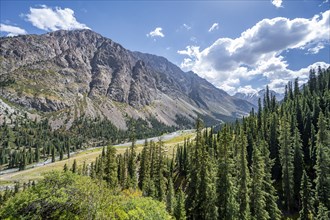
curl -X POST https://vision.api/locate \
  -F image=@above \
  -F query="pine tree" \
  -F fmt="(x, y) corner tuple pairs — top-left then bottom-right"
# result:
(105, 146), (118, 188)
(51, 146), (56, 163)
(199, 139), (218, 220)
(186, 118), (203, 219)
(279, 116), (294, 212)
(293, 127), (304, 209)
(269, 113), (281, 181)
(237, 129), (251, 220)
(314, 112), (330, 210)
(299, 170), (314, 220)
(217, 126), (238, 220)
(97, 156), (104, 180)
(63, 163), (68, 172)
(166, 177), (175, 215)
(316, 202), (330, 220)
(19, 148), (27, 171)
(260, 140), (282, 220)
(128, 140), (137, 189)
(139, 139), (150, 190)
(71, 159), (77, 174)
(153, 139), (166, 201)
(174, 188), (186, 220)
(35, 145), (40, 163)
(250, 145), (269, 220)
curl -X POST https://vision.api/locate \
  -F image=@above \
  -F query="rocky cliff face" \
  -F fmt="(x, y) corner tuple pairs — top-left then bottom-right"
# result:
(0, 29), (254, 129)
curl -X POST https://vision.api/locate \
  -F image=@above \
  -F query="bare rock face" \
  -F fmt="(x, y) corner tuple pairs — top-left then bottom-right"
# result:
(0, 29), (255, 129)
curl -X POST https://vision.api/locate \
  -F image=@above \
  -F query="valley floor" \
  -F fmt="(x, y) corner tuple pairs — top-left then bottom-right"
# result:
(0, 129), (195, 189)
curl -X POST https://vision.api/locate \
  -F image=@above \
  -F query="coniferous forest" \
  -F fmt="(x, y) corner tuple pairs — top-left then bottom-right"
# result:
(1, 67), (329, 219)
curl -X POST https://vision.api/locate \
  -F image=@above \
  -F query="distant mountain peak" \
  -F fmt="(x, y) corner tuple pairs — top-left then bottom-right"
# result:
(233, 89), (284, 106)
(0, 29), (254, 129)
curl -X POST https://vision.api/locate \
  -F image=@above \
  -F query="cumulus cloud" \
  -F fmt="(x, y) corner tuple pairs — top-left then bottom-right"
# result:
(178, 10), (330, 94)
(24, 5), (89, 31)
(208, 23), (219, 32)
(271, 0), (283, 8)
(147, 27), (164, 38)
(0, 24), (27, 36)
(177, 45), (200, 58)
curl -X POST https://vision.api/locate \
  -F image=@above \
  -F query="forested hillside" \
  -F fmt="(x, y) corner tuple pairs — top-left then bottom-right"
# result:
(1, 66), (329, 219)
(0, 114), (176, 170)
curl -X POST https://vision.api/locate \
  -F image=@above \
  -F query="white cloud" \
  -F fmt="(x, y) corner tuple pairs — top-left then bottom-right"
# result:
(177, 45), (200, 58)
(271, 0), (283, 8)
(24, 5), (89, 31)
(208, 23), (219, 32)
(307, 42), (325, 54)
(147, 27), (164, 38)
(178, 10), (330, 94)
(0, 24), (27, 36)
(183, 23), (191, 30)
(237, 85), (259, 94)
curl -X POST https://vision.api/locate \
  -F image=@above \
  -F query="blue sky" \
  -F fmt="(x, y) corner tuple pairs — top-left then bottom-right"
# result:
(1, 0), (329, 95)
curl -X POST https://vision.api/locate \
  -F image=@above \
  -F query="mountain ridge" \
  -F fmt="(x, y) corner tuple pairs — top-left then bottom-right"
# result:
(0, 29), (254, 129)
(233, 89), (284, 107)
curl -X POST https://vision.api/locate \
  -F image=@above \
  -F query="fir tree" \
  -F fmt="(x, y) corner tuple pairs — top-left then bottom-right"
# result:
(316, 202), (330, 220)
(174, 188), (186, 220)
(63, 163), (68, 172)
(186, 118), (203, 219)
(105, 146), (118, 188)
(250, 145), (269, 220)
(166, 177), (175, 215)
(237, 129), (251, 220)
(299, 170), (314, 220)
(279, 116), (294, 212)
(293, 127), (304, 209)
(71, 159), (77, 174)
(128, 140), (137, 189)
(217, 126), (238, 220)
(35, 145), (40, 163)
(51, 146), (55, 163)
(314, 112), (330, 210)
(260, 140), (282, 220)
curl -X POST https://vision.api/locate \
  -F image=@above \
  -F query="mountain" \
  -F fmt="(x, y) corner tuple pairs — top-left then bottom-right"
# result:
(233, 89), (284, 107)
(0, 29), (254, 129)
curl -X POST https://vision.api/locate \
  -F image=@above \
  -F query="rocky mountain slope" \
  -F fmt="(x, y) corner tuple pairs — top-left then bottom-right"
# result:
(0, 29), (254, 129)
(234, 89), (284, 107)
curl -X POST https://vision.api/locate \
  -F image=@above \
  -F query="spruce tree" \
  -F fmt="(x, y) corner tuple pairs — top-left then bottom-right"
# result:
(71, 159), (77, 174)
(279, 116), (294, 212)
(105, 146), (118, 188)
(217, 126), (238, 220)
(237, 129), (251, 220)
(186, 118), (203, 219)
(299, 170), (314, 220)
(35, 145), (40, 163)
(293, 127), (304, 209)
(260, 140), (282, 220)
(155, 139), (166, 201)
(51, 146), (55, 163)
(166, 177), (175, 215)
(139, 139), (150, 190)
(174, 188), (186, 220)
(128, 140), (137, 189)
(314, 112), (330, 210)
(250, 145), (269, 220)
(316, 202), (330, 220)
(199, 140), (218, 220)
(63, 163), (68, 172)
